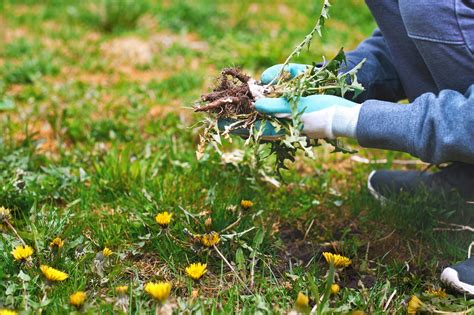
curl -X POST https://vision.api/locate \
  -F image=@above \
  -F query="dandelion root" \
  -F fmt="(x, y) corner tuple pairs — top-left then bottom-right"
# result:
(194, 67), (256, 117)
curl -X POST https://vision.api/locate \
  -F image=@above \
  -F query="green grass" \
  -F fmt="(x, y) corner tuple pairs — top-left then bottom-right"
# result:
(2, 54), (59, 84)
(79, 0), (150, 33)
(1, 0), (473, 313)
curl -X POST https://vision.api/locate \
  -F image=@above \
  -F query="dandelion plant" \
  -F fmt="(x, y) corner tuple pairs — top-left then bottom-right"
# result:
(194, 0), (365, 175)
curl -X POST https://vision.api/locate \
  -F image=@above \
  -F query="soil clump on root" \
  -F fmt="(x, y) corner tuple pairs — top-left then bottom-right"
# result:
(194, 68), (258, 117)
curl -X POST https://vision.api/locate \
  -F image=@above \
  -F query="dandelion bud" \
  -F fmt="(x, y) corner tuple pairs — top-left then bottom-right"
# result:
(240, 200), (254, 209)
(331, 283), (340, 295)
(295, 292), (309, 311)
(0, 206), (13, 230)
(115, 286), (130, 312)
(69, 291), (86, 308)
(204, 217), (212, 231)
(50, 237), (64, 250)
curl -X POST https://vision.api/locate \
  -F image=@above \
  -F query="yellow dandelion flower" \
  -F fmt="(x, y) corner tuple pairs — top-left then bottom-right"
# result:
(322, 252), (351, 268)
(331, 283), (340, 295)
(116, 285), (129, 294)
(426, 287), (447, 298)
(144, 281), (171, 302)
(185, 263), (207, 280)
(155, 212), (172, 228)
(351, 311), (365, 315)
(240, 200), (254, 209)
(50, 237), (64, 249)
(69, 291), (86, 307)
(40, 265), (68, 282)
(102, 247), (113, 257)
(0, 309), (18, 315)
(12, 245), (34, 261)
(201, 231), (220, 247)
(295, 291), (309, 309)
(407, 295), (423, 314)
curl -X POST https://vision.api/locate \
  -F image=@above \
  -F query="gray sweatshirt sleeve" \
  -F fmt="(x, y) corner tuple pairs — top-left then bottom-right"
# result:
(344, 29), (406, 103)
(356, 85), (474, 164)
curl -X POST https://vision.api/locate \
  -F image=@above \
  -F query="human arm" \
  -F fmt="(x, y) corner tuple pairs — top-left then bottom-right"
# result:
(253, 84), (474, 165)
(357, 85), (474, 164)
(343, 29), (405, 102)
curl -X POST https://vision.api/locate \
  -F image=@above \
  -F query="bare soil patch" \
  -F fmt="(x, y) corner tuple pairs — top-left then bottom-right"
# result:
(101, 37), (154, 66)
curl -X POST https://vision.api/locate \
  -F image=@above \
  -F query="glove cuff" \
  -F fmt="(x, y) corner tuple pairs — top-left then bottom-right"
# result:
(331, 104), (362, 139)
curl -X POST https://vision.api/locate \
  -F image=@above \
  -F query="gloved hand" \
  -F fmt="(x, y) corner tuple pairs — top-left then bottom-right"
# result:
(254, 95), (361, 139)
(217, 63), (361, 140)
(261, 63), (309, 84)
(258, 63), (361, 140)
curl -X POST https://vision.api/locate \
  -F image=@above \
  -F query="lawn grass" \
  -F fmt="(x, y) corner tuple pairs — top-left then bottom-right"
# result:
(1, 0), (474, 313)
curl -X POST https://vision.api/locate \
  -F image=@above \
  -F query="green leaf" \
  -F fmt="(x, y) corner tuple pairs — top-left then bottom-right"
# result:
(325, 48), (346, 73)
(18, 270), (31, 282)
(252, 229), (264, 249)
(236, 248), (245, 271)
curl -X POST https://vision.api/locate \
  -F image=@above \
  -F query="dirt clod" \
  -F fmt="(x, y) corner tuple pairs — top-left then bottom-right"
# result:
(194, 67), (256, 116)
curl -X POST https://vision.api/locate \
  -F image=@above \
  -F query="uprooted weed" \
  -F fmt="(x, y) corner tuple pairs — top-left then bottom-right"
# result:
(195, 68), (255, 117)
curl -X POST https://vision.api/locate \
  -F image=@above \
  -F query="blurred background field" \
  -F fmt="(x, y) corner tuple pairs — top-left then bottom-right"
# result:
(0, 0), (473, 313)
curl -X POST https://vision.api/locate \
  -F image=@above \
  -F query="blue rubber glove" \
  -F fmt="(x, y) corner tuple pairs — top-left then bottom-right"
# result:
(255, 95), (361, 139)
(257, 63), (362, 139)
(261, 63), (309, 84)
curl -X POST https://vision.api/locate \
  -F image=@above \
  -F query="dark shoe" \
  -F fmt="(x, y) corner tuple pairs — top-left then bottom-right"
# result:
(367, 163), (474, 202)
(441, 253), (474, 295)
